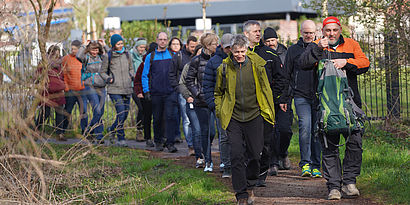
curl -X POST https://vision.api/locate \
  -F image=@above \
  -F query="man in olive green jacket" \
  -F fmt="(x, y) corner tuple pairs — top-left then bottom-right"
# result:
(214, 34), (275, 205)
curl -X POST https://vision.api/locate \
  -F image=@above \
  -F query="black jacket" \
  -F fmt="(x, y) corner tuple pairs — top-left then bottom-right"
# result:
(275, 43), (288, 65)
(185, 49), (212, 107)
(169, 46), (193, 92)
(284, 37), (317, 101)
(203, 46), (227, 110)
(249, 40), (287, 104)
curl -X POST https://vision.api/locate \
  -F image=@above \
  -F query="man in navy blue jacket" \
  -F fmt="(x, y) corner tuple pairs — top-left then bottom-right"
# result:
(202, 33), (233, 178)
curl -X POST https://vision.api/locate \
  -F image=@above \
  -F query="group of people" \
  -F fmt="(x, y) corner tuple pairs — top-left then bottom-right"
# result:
(35, 16), (369, 204)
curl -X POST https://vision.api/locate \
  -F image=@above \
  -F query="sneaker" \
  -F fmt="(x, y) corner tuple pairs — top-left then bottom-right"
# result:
(255, 180), (266, 187)
(301, 163), (312, 177)
(312, 168), (322, 178)
(188, 147), (195, 156)
(282, 156), (291, 170)
(155, 143), (164, 151)
(116, 140), (128, 147)
(268, 165), (278, 176)
(145, 139), (154, 147)
(342, 184), (360, 197)
(237, 198), (247, 205)
(328, 189), (341, 200)
(222, 168), (232, 178)
(195, 158), (205, 168)
(166, 144), (178, 153)
(219, 163), (225, 172)
(248, 189), (255, 204)
(204, 162), (213, 172)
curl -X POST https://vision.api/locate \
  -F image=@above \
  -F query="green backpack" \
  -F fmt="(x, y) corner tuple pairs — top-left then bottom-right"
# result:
(316, 58), (366, 148)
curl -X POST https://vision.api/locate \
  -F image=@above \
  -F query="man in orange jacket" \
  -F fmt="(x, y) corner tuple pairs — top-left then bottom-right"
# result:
(299, 16), (370, 200)
(62, 40), (88, 134)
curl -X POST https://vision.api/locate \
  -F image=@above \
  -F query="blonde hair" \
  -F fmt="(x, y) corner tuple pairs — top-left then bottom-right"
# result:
(200, 33), (219, 49)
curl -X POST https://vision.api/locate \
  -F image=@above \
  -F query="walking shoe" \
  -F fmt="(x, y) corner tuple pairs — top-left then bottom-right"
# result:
(255, 180), (266, 187)
(135, 130), (145, 142)
(166, 144), (178, 153)
(219, 163), (225, 172)
(188, 147), (195, 156)
(222, 168), (232, 178)
(282, 156), (291, 170)
(268, 165), (278, 176)
(237, 198), (247, 205)
(155, 143), (164, 151)
(195, 158), (205, 168)
(116, 140), (128, 147)
(301, 163), (312, 177)
(328, 189), (341, 200)
(204, 162), (213, 172)
(342, 184), (360, 197)
(145, 139), (154, 147)
(248, 189), (255, 204)
(312, 168), (322, 178)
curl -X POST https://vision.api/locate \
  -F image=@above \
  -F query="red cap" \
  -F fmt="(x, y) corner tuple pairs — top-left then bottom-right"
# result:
(323, 16), (341, 27)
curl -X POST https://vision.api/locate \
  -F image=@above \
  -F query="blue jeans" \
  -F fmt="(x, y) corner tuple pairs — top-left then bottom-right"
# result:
(84, 86), (106, 140)
(178, 94), (192, 147)
(216, 115), (231, 168)
(186, 103), (202, 159)
(151, 92), (179, 145)
(294, 97), (322, 169)
(63, 90), (87, 133)
(109, 94), (131, 141)
(195, 106), (215, 163)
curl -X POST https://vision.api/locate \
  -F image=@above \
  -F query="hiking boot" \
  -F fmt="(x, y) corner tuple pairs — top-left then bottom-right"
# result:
(195, 158), (205, 168)
(204, 162), (213, 172)
(328, 189), (341, 200)
(155, 143), (164, 151)
(248, 189), (255, 204)
(57, 134), (67, 141)
(166, 144), (178, 153)
(255, 180), (266, 187)
(282, 156), (291, 170)
(237, 198), (247, 205)
(268, 165), (278, 176)
(222, 168), (232, 178)
(145, 139), (154, 147)
(188, 147), (195, 156)
(301, 163), (312, 177)
(342, 184), (360, 197)
(312, 168), (322, 178)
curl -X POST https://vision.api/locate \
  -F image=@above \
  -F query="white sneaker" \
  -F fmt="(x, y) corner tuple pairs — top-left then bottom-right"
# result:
(195, 158), (205, 168)
(342, 184), (360, 197)
(328, 189), (341, 200)
(204, 162), (213, 172)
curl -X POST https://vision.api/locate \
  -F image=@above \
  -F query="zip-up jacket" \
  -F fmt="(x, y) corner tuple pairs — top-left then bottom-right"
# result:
(185, 49), (212, 107)
(169, 46), (193, 91)
(275, 43), (288, 65)
(133, 54), (148, 95)
(142, 49), (173, 96)
(299, 35), (370, 107)
(203, 46), (228, 110)
(76, 46), (109, 88)
(62, 54), (84, 91)
(284, 37), (316, 101)
(214, 51), (275, 129)
(101, 49), (134, 95)
(178, 63), (193, 100)
(249, 40), (287, 104)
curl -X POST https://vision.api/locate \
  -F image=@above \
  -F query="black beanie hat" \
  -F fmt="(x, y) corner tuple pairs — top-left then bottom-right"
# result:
(71, 40), (82, 48)
(263, 27), (278, 40)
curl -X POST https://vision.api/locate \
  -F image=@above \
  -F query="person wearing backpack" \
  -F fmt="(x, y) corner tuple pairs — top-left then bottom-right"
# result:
(101, 34), (134, 147)
(299, 16), (370, 200)
(77, 40), (109, 142)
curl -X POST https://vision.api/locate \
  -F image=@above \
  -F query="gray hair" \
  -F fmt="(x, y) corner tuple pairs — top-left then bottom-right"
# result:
(231, 34), (249, 49)
(243, 20), (260, 33)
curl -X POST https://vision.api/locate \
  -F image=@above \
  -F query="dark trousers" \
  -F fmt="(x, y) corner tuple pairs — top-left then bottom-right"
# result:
(228, 115), (264, 200)
(132, 93), (144, 129)
(271, 103), (293, 166)
(109, 94), (131, 141)
(321, 131), (363, 191)
(62, 90), (87, 133)
(35, 105), (65, 134)
(259, 119), (274, 181)
(151, 92), (179, 145)
(141, 98), (152, 140)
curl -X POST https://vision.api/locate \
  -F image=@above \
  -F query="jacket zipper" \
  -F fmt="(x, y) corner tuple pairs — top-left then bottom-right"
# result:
(239, 63), (245, 121)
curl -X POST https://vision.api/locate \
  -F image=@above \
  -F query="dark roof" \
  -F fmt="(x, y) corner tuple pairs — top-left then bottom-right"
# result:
(107, 0), (316, 26)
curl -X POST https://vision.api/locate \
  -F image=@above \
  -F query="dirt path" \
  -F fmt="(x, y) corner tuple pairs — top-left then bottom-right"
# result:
(49, 138), (380, 204)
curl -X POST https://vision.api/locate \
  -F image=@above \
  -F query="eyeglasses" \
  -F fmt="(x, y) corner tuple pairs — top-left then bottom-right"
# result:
(302, 32), (315, 36)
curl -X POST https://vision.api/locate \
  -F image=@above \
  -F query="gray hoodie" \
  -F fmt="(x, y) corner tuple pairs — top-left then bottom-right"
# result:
(101, 50), (134, 95)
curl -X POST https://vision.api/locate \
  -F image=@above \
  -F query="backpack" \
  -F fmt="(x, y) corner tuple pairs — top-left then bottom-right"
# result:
(80, 55), (103, 85)
(316, 57), (366, 148)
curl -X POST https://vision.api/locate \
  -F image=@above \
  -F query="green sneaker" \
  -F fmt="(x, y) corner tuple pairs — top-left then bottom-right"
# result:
(312, 168), (322, 178)
(301, 164), (312, 177)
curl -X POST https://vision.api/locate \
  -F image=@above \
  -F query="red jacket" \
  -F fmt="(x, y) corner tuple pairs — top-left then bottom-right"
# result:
(38, 58), (66, 107)
(133, 54), (148, 95)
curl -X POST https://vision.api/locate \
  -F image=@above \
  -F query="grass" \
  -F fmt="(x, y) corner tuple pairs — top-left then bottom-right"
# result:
(48, 144), (235, 204)
(287, 121), (409, 204)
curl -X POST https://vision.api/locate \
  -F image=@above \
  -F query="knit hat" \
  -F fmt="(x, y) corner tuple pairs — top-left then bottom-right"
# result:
(323, 16), (341, 27)
(263, 27), (278, 40)
(71, 40), (81, 48)
(220, 33), (233, 48)
(135, 38), (147, 48)
(110, 34), (124, 48)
